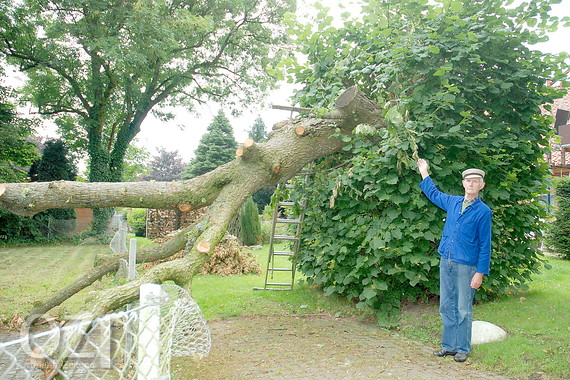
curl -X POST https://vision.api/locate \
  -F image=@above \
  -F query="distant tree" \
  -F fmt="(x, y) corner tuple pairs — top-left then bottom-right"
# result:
(29, 139), (77, 182)
(182, 110), (237, 179)
(145, 147), (186, 182)
(29, 139), (78, 233)
(247, 116), (268, 143)
(246, 116), (273, 210)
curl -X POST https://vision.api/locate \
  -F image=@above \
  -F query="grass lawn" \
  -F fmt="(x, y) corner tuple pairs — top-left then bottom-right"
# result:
(0, 240), (568, 379)
(0, 234), (152, 321)
(191, 243), (362, 320)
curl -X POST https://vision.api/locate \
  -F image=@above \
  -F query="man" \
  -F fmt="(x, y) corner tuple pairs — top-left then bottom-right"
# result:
(417, 158), (492, 363)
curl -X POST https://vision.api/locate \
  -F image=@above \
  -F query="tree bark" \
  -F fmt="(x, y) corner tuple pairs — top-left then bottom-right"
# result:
(0, 86), (386, 321)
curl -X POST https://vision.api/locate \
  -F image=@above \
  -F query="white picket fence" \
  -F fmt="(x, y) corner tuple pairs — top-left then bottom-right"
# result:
(0, 283), (211, 379)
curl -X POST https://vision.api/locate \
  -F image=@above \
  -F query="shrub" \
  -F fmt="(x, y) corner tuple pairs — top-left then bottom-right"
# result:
(126, 208), (147, 237)
(546, 177), (570, 259)
(0, 209), (44, 243)
(240, 197), (261, 246)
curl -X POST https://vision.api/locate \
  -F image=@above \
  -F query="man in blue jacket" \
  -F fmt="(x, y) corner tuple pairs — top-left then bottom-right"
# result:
(417, 158), (492, 363)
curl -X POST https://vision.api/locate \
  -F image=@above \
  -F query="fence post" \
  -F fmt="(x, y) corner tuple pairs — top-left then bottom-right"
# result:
(138, 284), (161, 380)
(128, 238), (137, 280)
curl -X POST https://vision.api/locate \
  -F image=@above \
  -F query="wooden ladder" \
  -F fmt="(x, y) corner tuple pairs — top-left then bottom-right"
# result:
(254, 168), (311, 291)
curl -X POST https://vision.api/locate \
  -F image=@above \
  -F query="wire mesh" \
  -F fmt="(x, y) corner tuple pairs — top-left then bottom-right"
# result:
(0, 284), (210, 379)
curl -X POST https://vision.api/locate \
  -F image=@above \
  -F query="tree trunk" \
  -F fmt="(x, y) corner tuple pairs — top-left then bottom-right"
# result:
(0, 86), (385, 320)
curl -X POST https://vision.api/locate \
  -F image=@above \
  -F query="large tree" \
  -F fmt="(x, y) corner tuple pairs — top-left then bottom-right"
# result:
(182, 110), (237, 179)
(0, 0), (295, 232)
(280, 0), (569, 323)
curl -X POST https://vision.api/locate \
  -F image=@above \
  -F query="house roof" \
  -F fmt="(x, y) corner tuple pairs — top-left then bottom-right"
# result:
(545, 86), (570, 172)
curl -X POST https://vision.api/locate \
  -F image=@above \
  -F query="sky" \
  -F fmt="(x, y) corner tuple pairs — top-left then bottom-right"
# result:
(23, 0), (570, 166)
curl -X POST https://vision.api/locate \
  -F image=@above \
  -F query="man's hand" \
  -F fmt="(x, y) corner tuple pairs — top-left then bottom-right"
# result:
(471, 272), (484, 289)
(417, 158), (430, 179)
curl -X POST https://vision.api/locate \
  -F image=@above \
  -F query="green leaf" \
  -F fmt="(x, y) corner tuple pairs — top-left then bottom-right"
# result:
(429, 45), (440, 54)
(360, 286), (377, 300)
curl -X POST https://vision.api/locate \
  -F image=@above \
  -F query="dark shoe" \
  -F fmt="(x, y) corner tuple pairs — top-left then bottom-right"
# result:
(454, 352), (468, 362)
(433, 349), (457, 357)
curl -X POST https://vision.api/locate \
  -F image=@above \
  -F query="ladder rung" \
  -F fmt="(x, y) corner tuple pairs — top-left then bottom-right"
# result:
(266, 282), (292, 286)
(276, 218), (302, 224)
(278, 201), (295, 206)
(284, 184), (294, 189)
(267, 268), (293, 272)
(253, 287), (292, 291)
(273, 235), (299, 240)
(273, 251), (295, 256)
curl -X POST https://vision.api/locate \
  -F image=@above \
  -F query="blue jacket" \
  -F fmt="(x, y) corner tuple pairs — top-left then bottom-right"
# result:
(420, 176), (492, 274)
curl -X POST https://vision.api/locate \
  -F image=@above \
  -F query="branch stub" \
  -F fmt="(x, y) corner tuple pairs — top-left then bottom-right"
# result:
(178, 203), (193, 212)
(196, 240), (211, 253)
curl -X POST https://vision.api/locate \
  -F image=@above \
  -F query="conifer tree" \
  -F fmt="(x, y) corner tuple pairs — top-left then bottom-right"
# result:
(29, 139), (77, 182)
(240, 196), (261, 246)
(182, 110), (237, 179)
(29, 139), (78, 234)
(247, 116), (268, 143)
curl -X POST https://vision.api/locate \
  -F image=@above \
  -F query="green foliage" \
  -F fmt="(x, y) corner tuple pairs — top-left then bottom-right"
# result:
(122, 143), (151, 182)
(144, 147), (185, 181)
(28, 138), (78, 235)
(0, 209), (44, 242)
(252, 186), (276, 213)
(29, 139), (77, 182)
(247, 116), (268, 143)
(126, 208), (147, 237)
(1, 0), (295, 231)
(281, 0), (568, 324)
(240, 197), (262, 246)
(182, 110), (237, 179)
(546, 177), (570, 259)
(0, 82), (38, 182)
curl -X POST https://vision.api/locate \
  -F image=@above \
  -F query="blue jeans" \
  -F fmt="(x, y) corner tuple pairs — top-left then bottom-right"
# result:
(439, 256), (477, 354)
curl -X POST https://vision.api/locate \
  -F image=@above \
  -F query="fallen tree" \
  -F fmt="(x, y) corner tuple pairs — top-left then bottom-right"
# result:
(0, 86), (387, 321)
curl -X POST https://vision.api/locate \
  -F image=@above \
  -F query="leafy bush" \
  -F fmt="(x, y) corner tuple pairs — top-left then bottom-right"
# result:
(282, 0), (563, 324)
(240, 197), (261, 246)
(546, 177), (570, 259)
(126, 208), (147, 237)
(0, 209), (44, 243)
